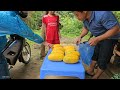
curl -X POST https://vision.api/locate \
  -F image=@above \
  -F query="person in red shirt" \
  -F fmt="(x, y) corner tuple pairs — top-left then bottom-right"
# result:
(42, 11), (61, 49)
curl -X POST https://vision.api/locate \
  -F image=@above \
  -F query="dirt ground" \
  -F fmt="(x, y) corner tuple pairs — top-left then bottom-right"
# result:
(9, 37), (111, 79)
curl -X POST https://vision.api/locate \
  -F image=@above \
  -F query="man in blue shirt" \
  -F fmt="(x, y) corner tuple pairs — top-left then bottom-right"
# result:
(0, 11), (44, 79)
(73, 11), (120, 79)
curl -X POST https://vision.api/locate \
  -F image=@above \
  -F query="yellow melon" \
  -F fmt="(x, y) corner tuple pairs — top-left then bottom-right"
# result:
(52, 47), (65, 52)
(63, 45), (76, 51)
(48, 53), (64, 61)
(63, 54), (79, 64)
(53, 44), (63, 48)
(51, 50), (64, 55)
(65, 51), (80, 57)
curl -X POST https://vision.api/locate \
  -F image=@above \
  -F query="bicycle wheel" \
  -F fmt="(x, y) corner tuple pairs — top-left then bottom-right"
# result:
(19, 42), (31, 64)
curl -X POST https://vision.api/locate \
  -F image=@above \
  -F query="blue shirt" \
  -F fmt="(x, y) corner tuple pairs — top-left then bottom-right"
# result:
(0, 11), (44, 53)
(83, 11), (120, 39)
(0, 11), (44, 44)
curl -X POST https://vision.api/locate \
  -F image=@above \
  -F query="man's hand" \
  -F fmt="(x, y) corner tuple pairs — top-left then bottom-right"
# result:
(88, 37), (100, 46)
(75, 37), (82, 45)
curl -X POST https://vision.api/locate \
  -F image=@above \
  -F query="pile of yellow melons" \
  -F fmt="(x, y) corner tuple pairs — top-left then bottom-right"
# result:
(48, 44), (80, 64)
(63, 45), (80, 64)
(48, 44), (64, 61)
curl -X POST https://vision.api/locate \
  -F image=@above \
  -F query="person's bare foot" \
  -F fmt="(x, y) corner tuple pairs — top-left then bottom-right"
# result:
(86, 69), (95, 76)
(91, 67), (104, 79)
(86, 71), (95, 76)
(85, 61), (96, 76)
(91, 75), (99, 79)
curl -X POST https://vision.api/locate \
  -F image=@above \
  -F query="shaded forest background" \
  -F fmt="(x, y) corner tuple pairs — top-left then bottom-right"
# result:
(25, 11), (120, 38)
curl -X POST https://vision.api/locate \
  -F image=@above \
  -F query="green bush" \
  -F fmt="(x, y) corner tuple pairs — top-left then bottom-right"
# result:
(26, 11), (43, 30)
(113, 11), (120, 22)
(111, 73), (120, 79)
(26, 11), (120, 38)
(60, 16), (83, 37)
(58, 11), (83, 37)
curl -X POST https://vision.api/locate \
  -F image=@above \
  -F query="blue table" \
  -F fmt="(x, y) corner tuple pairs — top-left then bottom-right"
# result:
(40, 49), (85, 79)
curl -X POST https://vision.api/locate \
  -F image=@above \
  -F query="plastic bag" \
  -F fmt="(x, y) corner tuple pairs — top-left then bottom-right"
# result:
(79, 42), (95, 66)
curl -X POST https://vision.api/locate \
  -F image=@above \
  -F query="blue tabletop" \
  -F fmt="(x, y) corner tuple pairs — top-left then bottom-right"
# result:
(41, 49), (85, 73)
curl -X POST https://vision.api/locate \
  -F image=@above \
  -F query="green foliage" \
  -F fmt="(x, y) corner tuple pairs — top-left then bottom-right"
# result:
(26, 11), (43, 30)
(113, 11), (120, 22)
(26, 11), (84, 37)
(59, 12), (83, 37)
(26, 11), (120, 38)
(111, 73), (120, 79)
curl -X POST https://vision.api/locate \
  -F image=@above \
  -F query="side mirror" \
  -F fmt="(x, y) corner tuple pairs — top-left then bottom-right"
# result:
(19, 11), (28, 18)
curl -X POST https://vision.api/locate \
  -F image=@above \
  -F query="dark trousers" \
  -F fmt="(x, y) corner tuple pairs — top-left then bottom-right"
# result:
(0, 53), (10, 79)
(92, 39), (118, 70)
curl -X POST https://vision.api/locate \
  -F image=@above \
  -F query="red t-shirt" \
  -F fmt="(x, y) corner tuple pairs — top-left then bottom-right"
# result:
(42, 15), (59, 41)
